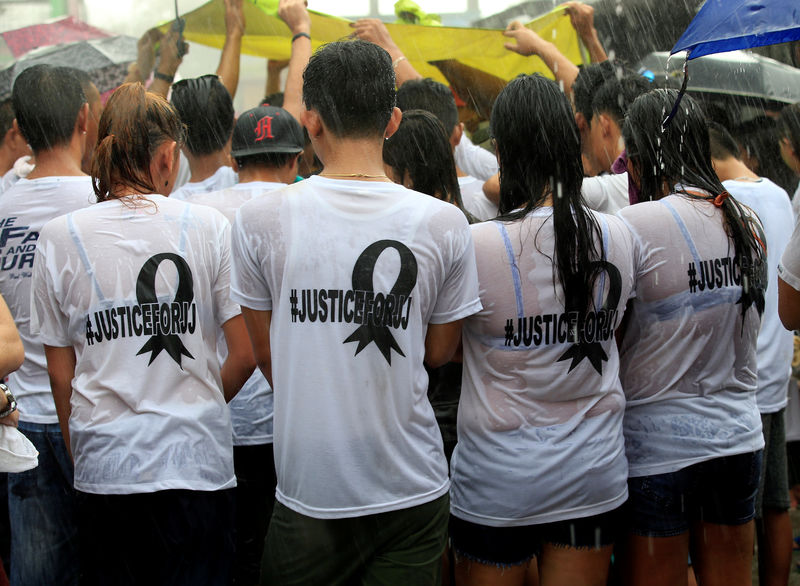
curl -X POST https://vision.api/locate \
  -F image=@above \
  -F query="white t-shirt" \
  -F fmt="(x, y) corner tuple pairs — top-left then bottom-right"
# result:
(459, 175), (497, 221)
(451, 209), (634, 526)
(454, 134), (498, 182)
(170, 165), (238, 201)
(190, 181), (285, 446)
(617, 194), (764, 477)
(581, 172), (629, 214)
(30, 195), (240, 494)
(0, 176), (94, 423)
(723, 178), (794, 413)
(230, 175), (482, 519)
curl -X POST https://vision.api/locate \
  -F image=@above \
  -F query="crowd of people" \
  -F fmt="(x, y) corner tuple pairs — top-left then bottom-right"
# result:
(0, 0), (799, 584)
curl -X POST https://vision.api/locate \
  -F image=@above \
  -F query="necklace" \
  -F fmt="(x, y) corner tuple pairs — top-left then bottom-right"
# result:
(319, 172), (389, 179)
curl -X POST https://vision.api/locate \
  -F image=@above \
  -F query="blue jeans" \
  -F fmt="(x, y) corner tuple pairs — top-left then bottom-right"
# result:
(8, 421), (79, 586)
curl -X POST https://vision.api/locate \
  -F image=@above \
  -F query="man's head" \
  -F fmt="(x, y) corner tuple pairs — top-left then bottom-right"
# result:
(708, 121), (741, 161)
(302, 40), (396, 139)
(778, 102), (800, 174)
(583, 73), (651, 172)
(0, 98), (31, 172)
(11, 64), (87, 154)
(396, 78), (461, 146)
(170, 74), (235, 157)
(231, 105), (304, 182)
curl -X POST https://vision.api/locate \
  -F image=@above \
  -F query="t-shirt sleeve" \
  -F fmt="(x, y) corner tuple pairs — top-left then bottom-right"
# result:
(230, 205), (273, 311)
(429, 215), (482, 324)
(779, 218), (800, 291)
(30, 219), (72, 347)
(212, 215), (241, 326)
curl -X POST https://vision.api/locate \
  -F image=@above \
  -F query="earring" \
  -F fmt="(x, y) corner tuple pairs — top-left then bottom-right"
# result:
(164, 180), (168, 187)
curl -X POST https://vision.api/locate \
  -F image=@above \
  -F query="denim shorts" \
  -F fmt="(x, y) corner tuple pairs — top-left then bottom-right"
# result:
(449, 507), (623, 567)
(627, 450), (763, 538)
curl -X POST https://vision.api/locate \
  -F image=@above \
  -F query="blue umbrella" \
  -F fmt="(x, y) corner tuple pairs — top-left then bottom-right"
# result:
(672, 0), (800, 59)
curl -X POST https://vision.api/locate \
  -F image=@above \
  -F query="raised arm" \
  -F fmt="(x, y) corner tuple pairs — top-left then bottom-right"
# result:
(277, 0), (312, 122)
(149, 27), (188, 98)
(503, 21), (579, 96)
(351, 19), (423, 87)
(124, 28), (163, 85)
(216, 0), (246, 99)
(563, 1), (608, 63)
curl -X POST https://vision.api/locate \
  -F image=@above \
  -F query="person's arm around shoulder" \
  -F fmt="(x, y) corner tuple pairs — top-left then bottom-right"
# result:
(220, 314), (256, 402)
(278, 0), (312, 122)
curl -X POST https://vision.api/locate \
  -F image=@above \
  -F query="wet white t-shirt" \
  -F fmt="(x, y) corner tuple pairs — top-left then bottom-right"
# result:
(30, 195), (240, 494)
(0, 175), (94, 423)
(190, 181), (285, 445)
(617, 194), (764, 477)
(454, 134), (498, 182)
(230, 175), (482, 519)
(724, 178), (793, 413)
(170, 165), (238, 201)
(581, 172), (629, 214)
(459, 175), (497, 221)
(451, 208), (634, 526)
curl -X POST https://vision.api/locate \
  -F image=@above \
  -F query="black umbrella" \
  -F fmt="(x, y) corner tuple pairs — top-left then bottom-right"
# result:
(636, 49), (800, 105)
(0, 35), (137, 100)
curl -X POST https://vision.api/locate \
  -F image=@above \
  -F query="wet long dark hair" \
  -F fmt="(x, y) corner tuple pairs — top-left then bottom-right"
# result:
(92, 83), (185, 202)
(491, 74), (603, 317)
(383, 109), (464, 209)
(623, 89), (766, 318)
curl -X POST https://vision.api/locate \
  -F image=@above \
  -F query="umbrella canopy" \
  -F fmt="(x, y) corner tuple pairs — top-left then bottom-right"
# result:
(637, 50), (800, 104)
(672, 0), (800, 59)
(0, 35), (136, 101)
(0, 16), (110, 61)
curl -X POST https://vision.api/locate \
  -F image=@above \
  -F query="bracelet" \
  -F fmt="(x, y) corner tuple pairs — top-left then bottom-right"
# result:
(153, 71), (174, 83)
(392, 56), (408, 69)
(0, 383), (16, 419)
(292, 32), (311, 43)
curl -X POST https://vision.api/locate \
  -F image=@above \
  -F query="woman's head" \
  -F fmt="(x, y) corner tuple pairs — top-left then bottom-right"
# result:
(92, 83), (185, 201)
(382, 109), (460, 205)
(490, 74), (582, 216)
(622, 89), (722, 200)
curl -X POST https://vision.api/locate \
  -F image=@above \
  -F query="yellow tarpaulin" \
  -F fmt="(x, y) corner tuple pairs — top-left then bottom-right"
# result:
(175, 0), (586, 86)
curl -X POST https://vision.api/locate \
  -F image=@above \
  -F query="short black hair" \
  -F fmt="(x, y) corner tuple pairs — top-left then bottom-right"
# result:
(572, 61), (616, 124)
(171, 75), (234, 156)
(72, 69), (100, 103)
(234, 151), (296, 170)
(0, 99), (13, 139)
(779, 103), (800, 160)
(12, 64), (87, 153)
(708, 121), (740, 160)
(592, 74), (650, 125)
(303, 41), (395, 139)
(261, 92), (284, 107)
(396, 78), (458, 136)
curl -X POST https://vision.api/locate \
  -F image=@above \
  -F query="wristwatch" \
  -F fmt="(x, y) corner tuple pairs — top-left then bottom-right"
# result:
(0, 383), (17, 419)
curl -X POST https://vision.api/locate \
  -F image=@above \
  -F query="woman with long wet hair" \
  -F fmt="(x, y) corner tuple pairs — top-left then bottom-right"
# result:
(618, 89), (767, 586)
(30, 83), (254, 585)
(448, 74), (635, 586)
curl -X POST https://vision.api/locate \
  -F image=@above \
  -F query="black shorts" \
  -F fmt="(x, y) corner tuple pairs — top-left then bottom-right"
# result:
(449, 507), (623, 567)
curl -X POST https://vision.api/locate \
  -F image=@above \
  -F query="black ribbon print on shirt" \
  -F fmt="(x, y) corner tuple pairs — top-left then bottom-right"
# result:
(343, 240), (418, 365)
(135, 253), (195, 367)
(556, 260), (621, 376)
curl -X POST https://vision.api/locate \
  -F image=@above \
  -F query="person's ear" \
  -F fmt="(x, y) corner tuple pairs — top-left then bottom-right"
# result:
(450, 122), (464, 148)
(383, 107), (402, 140)
(302, 109), (323, 139)
(598, 113), (613, 138)
(231, 157), (240, 173)
(151, 140), (177, 194)
(75, 102), (90, 136)
(574, 111), (588, 133)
